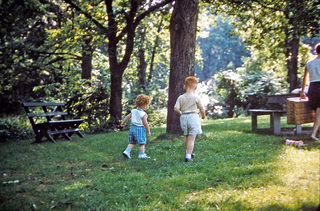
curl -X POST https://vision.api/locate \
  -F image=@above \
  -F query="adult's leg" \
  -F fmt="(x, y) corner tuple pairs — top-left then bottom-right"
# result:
(311, 107), (320, 140)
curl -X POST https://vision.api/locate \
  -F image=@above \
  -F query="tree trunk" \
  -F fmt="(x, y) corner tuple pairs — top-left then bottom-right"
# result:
(109, 71), (123, 124)
(81, 36), (93, 80)
(166, 0), (199, 134)
(137, 27), (147, 92)
(285, 37), (300, 92)
(148, 16), (164, 85)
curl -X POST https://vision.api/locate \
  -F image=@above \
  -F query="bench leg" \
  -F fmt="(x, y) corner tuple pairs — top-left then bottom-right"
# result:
(76, 131), (84, 138)
(295, 125), (302, 134)
(271, 113), (281, 135)
(62, 133), (72, 140)
(252, 114), (258, 132)
(46, 134), (57, 143)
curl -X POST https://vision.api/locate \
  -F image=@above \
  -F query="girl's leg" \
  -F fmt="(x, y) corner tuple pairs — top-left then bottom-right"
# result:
(311, 108), (320, 140)
(123, 143), (135, 159)
(127, 143), (136, 150)
(138, 144), (145, 153)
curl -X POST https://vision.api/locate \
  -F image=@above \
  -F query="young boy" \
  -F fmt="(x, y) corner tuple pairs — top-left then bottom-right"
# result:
(174, 76), (205, 162)
(121, 94), (151, 159)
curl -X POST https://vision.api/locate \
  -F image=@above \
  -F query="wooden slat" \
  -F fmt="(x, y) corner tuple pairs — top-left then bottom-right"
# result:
(27, 112), (68, 117)
(49, 119), (83, 124)
(267, 94), (299, 104)
(48, 128), (80, 135)
(22, 102), (65, 107)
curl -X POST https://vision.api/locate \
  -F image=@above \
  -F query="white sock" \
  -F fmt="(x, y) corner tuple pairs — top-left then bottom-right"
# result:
(186, 154), (191, 159)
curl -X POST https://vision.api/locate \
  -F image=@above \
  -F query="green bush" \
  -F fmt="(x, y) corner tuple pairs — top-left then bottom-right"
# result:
(0, 116), (34, 142)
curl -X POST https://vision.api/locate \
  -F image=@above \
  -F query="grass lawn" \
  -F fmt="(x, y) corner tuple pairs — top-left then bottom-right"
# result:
(0, 116), (319, 210)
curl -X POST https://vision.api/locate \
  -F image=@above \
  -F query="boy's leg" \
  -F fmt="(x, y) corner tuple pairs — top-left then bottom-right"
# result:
(186, 135), (196, 154)
(184, 136), (188, 150)
(185, 135), (195, 158)
(185, 135), (196, 161)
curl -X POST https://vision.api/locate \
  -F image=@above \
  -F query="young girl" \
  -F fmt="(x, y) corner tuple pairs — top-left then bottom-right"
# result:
(121, 94), (151, 159)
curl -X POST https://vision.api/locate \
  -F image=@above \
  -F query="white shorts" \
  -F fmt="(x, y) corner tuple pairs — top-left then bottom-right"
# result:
(180, 113), (202, 136)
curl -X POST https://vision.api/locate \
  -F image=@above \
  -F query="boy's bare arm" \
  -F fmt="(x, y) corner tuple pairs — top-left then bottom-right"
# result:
(199, 107), (205, 119)
(174, 107), (182, 115)
(142, 115), (151, 136)
(121, 113), (132, 127)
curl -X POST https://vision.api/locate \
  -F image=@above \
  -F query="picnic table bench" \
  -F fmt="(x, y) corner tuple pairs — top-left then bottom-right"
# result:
(23, 102), (84, 143)
(249, 94), (312, 135)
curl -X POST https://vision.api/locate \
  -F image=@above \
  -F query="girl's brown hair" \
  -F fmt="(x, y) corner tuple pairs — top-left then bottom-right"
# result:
(135, 94), (150, 107)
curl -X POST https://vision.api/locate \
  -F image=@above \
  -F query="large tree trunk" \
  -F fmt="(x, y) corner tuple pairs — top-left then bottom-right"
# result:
(166, 0), (199, 134)
(81, 37), (93, 80)
(285, 37), (300, 92)
(109, 71), (123, 124)
(137, 27), (147, 91)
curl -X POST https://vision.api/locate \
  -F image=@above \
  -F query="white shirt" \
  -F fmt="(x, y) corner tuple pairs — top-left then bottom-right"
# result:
(131, 108), (147, 126)
(306, 58), (320, 82)
(174, 93), (204, 114)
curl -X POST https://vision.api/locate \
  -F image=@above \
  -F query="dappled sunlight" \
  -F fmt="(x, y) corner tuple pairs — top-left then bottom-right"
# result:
(63, 180), (92, 191)
(179, 147), (319, 210)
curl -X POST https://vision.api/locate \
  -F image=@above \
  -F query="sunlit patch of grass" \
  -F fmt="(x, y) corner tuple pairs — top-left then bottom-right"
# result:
(179, 145), (319, 210)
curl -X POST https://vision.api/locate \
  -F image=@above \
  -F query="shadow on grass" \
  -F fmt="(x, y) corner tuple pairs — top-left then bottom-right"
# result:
(0, 117), (318, 210)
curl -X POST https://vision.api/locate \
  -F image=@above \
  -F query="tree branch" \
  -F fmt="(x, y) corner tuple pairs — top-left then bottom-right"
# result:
(116, 0), (173, 42)
(64, 0), (109, 35)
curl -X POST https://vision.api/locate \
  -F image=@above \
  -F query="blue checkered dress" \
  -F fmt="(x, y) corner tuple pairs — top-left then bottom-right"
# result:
(128, 125), (147, 145)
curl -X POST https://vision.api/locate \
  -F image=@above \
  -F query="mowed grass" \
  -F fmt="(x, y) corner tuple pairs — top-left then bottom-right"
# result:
(0, 116), (319, 210)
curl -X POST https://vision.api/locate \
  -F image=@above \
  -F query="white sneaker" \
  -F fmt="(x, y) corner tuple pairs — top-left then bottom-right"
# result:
(123, 151), (131, 159)
(138, 154), (150, 159)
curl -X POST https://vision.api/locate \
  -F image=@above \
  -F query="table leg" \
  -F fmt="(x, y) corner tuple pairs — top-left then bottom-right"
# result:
(272, 113), (281, 135)
(295, 125), (302, 134)
(252, 114), (258, 132)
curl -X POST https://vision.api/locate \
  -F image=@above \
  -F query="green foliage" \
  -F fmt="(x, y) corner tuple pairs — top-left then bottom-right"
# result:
(0, 117), (33, 142)
(0, 117), (318, 210)
(205, 66), (285, 118)
(34, 79), (111, 133)
(196, 14), (250, 81)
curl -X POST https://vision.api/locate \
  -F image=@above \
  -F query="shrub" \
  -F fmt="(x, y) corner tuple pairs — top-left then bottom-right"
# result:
(0, 116), (33, 142)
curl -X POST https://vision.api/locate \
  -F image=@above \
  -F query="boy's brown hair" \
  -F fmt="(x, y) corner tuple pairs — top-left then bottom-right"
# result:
(135, 94), (150, 107)
(185, 76), (198, 89)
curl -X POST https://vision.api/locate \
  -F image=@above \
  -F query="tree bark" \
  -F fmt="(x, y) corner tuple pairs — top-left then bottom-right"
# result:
(137, 27), (147, 91)
(166, 0), (199, 134)
(81, 36), (93, 80)
(148, 16), (164, 85)
(285, 37), (300, 92)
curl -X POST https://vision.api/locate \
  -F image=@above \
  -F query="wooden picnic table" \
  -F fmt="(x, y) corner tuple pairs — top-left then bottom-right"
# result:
(249, 94), (312, 135)
(23, 102), (84, 143)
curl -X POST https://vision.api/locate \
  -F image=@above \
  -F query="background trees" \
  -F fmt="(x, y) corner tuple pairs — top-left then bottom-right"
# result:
(0, 0), (319, 135)
(211, 0), (320, 91)
(64, 0), (173, 124)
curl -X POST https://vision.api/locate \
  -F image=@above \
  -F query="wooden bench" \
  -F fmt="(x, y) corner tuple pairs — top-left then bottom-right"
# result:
(22, 102), (84, 143)
(249, 94), (303, 135)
